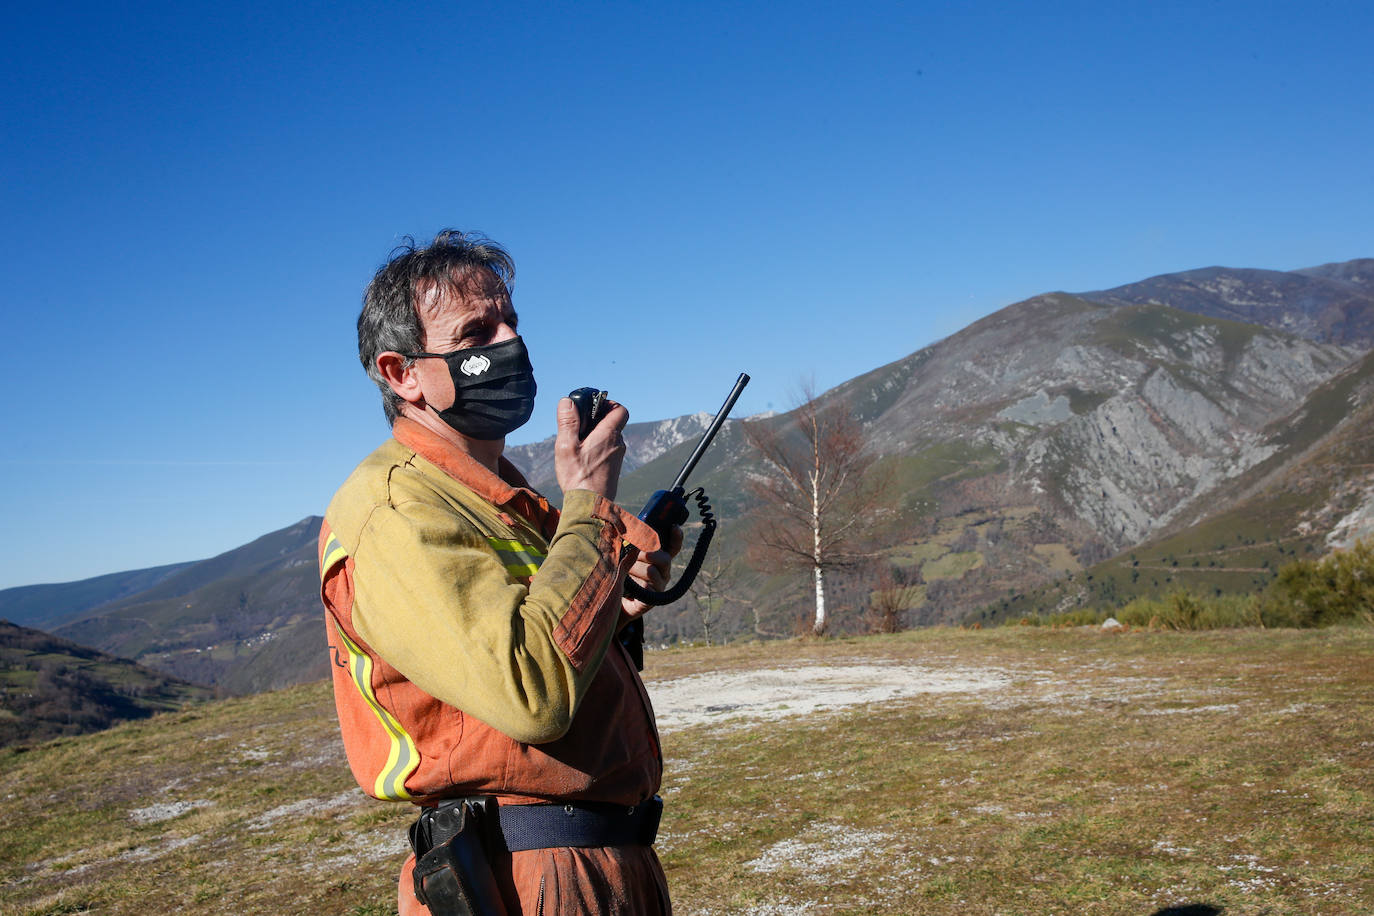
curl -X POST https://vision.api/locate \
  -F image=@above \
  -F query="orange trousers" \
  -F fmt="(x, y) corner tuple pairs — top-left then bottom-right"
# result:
(398, 844), (671, 915)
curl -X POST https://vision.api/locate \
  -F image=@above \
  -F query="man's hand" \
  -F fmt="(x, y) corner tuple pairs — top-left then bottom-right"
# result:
(622, 524), (685, 620)
(554, 396), (628, 500)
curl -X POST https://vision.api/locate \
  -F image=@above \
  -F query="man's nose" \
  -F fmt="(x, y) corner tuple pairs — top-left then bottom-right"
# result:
(493, 322), (518, 343)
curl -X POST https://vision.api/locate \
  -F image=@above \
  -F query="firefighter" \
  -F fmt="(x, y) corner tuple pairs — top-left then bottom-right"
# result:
(320, 229), (680, 914)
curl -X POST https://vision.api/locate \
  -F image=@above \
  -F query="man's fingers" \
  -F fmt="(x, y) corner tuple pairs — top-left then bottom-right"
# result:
(555, 396), (625, 441)
(642, 549), (673, 574)
(554, 397), (582, 456)
(556, 396), (579, 431)
(589, 402), (629, 441)
(623, 540), (668, 617)
(601, 400), (628, 429)
(629, 551), (671, 591)
(628, 565), (668, 592)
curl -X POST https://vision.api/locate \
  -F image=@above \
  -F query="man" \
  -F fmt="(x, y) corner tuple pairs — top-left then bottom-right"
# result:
(319, 229), (679, 914)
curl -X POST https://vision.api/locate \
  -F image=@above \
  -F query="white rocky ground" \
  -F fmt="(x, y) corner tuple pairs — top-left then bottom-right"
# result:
(649, 662), (1010, 733)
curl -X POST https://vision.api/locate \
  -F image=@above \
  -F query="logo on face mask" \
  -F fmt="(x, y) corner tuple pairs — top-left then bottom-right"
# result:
(413, 336), (535, 440)
(460, 354), (492, 377)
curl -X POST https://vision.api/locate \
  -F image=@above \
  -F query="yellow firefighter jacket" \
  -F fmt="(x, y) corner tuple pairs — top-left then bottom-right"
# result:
(319, 417), (663, 807)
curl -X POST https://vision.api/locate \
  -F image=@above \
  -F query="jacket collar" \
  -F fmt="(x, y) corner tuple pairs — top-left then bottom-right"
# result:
(392, 418), (555, 533)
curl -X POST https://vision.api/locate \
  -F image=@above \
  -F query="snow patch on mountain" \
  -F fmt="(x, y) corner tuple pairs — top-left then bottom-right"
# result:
(633, 412), (713, 468)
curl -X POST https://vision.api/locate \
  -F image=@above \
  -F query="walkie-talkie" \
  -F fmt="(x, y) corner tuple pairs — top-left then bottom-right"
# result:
(567, 388), (608, 440)
(568, 374), (750, 669)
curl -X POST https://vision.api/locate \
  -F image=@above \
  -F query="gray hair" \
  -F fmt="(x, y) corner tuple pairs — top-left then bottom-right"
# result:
(358, 229), (516, 425)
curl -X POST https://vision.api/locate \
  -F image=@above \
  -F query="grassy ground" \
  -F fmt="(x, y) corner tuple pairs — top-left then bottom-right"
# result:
(1, 627), (1370, 915)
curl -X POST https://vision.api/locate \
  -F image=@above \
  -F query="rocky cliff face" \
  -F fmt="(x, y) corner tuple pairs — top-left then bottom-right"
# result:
(991, 348), (1374, 623)
(1019, 312), (1352, 547)
(842, 294), (1357, 549)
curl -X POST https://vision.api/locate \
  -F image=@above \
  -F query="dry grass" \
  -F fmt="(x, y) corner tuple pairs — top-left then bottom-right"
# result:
(655, 628), (1374, 914)
(1, 627), (1370, 915)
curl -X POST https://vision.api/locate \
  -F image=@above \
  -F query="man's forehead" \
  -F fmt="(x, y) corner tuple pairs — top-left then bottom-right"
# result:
(415, 267), (511, 318)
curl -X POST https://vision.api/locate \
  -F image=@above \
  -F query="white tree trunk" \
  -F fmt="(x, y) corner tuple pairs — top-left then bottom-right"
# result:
(811, 468), (826, 634)
(813, 564), (826, 635)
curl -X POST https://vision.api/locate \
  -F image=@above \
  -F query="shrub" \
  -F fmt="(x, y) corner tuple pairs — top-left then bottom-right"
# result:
(1259, 539), (1374, 627)
(1014, 538), (1372, 630)
(1107, 591), (1254, 630)
(865, 565), (920, 634)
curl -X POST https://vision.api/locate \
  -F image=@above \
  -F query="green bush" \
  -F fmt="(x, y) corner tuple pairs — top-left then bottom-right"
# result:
(1105, 591), (1260, 630)
(1017, 538), (1372, 630)
(1259, 539), (1374, 627)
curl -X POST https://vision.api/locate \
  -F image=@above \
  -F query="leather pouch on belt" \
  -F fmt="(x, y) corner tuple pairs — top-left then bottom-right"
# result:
(410, 799), (509, 916)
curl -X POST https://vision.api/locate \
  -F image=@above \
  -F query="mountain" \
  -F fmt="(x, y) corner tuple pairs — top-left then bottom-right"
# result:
(498, 260), (1372, 636)
(50, 517), (325, 695)
(1296, 257), (1374, 291)
(9, 258), (1371, 692)
(1080, 259), (1374, 347)
(720, 293), (1363, 631)
(0, 561), (197, 631)
(506, 409), (719, 497)
(0, 619), (211, 747)
(977, 347), (1374, 623)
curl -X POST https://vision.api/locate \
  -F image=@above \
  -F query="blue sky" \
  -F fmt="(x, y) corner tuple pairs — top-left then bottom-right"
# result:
(2, 0), (1371, 589)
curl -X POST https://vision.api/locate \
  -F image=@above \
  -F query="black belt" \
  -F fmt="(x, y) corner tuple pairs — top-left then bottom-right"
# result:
(419, 796), (663, 853)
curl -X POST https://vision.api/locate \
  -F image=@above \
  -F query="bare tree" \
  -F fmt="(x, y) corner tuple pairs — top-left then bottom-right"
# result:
(686, 553), (747, 645)
(743, 386), (892, 635)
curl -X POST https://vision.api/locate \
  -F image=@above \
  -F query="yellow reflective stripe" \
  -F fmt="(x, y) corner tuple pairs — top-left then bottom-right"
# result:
(333, 623), (417, 800)
(321, 532), (348, 576)
(486, 537), (546, 579)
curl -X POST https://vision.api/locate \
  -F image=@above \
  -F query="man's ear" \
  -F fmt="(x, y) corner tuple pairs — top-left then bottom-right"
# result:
(377, 352), (424, 406)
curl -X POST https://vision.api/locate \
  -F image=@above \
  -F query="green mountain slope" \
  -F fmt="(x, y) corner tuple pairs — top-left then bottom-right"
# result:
(0, 620), (210, 748)
(51, 517), (326, 695)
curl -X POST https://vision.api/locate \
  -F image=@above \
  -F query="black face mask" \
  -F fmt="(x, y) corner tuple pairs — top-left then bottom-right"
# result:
(404, 336), (537, 440)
